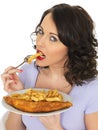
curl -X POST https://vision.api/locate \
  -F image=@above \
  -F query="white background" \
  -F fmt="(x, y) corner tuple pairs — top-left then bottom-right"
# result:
(0, 0), (98, 119)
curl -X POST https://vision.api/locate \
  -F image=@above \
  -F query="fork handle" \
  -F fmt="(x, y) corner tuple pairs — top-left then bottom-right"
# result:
(15, 61), (26, 68)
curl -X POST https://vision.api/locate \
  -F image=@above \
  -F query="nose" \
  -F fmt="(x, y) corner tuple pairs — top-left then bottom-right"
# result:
(36, 35), (46, 48)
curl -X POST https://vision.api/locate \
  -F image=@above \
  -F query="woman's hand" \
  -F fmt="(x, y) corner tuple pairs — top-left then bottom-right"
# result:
(39, 114), (64, 130)
(1, 66), (24, 92)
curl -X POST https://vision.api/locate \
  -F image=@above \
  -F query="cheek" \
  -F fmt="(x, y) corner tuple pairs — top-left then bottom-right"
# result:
(46, 47), (68, 61)
(36, 46), (68, 67)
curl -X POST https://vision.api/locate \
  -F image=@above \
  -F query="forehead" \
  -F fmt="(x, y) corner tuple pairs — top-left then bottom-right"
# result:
(40, 13), (58, 34)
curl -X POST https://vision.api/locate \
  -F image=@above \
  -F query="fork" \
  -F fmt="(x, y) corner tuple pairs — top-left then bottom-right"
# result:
(15, 55), (31, 68)
(15, 52), (42, 68)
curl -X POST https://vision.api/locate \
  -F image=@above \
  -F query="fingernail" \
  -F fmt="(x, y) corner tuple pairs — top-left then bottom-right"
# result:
(19, 69), (23, 72)
(14, 81), (17, 84)
(10, 76), (14, 80)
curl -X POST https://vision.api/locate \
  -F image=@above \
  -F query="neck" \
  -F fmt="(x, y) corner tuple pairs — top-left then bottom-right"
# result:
(40, 65), (67, 79)
(49, 66), (65, 75)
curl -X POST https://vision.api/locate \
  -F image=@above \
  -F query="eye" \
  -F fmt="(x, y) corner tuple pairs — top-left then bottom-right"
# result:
(36, 27), (44, 35)
(50, 36), (58, 42)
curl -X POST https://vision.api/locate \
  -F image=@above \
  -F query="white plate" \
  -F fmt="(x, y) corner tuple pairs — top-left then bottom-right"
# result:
(2, 88), (73, 116)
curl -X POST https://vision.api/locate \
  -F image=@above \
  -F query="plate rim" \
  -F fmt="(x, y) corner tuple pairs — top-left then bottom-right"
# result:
(2, 88), (73, 116)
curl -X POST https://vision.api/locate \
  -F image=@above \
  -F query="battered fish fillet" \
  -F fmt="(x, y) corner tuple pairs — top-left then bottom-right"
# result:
(3, 96), (72, 113)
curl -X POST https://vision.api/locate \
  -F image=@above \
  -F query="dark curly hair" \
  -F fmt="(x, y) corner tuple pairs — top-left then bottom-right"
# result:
(36, 3), (98, 86)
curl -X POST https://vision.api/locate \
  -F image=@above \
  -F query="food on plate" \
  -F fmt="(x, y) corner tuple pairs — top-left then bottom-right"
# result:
(3, 89), (73, 113)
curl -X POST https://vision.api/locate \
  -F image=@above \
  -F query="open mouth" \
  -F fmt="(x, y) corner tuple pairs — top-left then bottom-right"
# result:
(37, 50), (46, 60)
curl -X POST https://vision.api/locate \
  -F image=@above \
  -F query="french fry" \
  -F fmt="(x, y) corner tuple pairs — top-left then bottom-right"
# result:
(8, 89), (63, 102)
(3, 88), (73, 113)
(27, 52), (42, 64)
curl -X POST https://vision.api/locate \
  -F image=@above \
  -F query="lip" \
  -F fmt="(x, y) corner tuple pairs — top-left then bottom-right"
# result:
(37, 50), (45, 60)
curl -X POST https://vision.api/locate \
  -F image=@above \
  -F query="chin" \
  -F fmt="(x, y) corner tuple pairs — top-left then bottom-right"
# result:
(35, 60), (49, 68)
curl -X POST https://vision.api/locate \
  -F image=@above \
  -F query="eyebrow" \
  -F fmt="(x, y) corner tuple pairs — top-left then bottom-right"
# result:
(39, 25), (59, 37)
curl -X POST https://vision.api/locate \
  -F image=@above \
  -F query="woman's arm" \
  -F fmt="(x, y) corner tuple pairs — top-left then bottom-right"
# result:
(5, 112), (26, 130)
(85, 112), (98, 130)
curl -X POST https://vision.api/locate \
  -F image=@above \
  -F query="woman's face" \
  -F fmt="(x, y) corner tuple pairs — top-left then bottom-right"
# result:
(36, 13), (68, 68)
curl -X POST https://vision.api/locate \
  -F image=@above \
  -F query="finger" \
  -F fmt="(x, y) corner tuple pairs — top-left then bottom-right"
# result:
(4, 66), (14, 73)
(4, 79), (17, 92)
(4, 85), (17, 93)
(1, 72), (14, 85)
(4, 66), (22, 75)
(1, 68), (22, 86)
(6, 68), (22, 75)
(1, 66), (15, 84)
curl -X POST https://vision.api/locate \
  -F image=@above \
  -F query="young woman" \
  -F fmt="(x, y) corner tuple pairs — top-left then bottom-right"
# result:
(1, 3), (98, 130)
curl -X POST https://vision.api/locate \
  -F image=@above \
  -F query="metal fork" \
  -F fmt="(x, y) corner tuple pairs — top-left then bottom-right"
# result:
(15, 53), (42, 68)
(15, 55), (31, 68)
